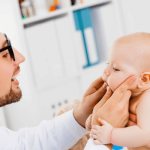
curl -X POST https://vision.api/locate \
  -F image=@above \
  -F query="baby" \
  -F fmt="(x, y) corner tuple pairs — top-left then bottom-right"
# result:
(84, 33), (150, 150)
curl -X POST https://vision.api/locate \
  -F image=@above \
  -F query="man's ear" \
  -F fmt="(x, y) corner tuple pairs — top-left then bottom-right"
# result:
(138, 72), (150, 89)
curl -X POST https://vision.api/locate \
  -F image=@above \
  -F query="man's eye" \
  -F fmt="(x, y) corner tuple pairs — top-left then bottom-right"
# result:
(3, 52), (9, 58)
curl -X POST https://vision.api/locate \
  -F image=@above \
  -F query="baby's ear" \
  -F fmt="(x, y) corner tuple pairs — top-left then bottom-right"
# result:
(138, 72), (150, 88)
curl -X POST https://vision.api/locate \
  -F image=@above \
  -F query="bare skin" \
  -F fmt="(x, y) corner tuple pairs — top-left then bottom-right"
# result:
(128, 96), (149, 150)
(89, 33), (150, 150)
(112, 33), (150, 150)
(84, 76), (137, 149)
(74, 76), (136, 129)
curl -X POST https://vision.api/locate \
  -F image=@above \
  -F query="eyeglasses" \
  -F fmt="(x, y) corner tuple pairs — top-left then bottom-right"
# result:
(0, 34), (15, 61)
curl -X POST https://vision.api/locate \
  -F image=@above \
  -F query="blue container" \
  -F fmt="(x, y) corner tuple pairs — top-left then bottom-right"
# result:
(112, 145), (124, 150)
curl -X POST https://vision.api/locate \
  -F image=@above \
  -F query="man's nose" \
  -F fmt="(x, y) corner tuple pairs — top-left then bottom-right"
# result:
(13, 49), (25, 65)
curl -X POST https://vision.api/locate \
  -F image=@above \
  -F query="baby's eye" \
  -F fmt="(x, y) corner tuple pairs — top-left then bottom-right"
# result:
(113, 67), (120, 71)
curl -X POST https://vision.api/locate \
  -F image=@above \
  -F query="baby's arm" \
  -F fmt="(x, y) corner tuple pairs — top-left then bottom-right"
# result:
(91, 93), (150, 147)
(91, 121), (149, 147)
(111, 92), (150, 147)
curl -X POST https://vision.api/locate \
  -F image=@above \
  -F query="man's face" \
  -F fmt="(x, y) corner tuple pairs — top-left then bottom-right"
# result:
(0, 33), (25, 106)
(103, 41), (139, 91)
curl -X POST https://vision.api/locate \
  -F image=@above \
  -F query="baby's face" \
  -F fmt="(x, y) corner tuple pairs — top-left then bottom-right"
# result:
(103, 41), (140, 91)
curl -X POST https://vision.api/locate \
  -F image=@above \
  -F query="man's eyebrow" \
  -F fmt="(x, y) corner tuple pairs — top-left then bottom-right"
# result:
(1, 39), (7, 48)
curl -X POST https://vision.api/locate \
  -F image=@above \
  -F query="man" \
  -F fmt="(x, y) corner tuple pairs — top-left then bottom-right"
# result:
(0, 33), (136, 149)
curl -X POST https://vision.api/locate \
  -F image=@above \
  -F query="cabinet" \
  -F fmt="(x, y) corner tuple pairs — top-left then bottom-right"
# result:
(1, 0), (123, 130)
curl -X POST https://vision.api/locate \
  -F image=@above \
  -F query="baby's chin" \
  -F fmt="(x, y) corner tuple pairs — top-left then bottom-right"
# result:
(107, 84), (118, 92)
(108, 83), (138, 95)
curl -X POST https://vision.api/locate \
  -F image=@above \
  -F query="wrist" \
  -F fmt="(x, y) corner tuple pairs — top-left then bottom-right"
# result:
(73, 104), (87, 128)
(109, 127), (114, 143)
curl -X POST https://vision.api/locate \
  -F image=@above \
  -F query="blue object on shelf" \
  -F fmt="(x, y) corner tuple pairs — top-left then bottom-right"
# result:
(73, 8), (99, 69)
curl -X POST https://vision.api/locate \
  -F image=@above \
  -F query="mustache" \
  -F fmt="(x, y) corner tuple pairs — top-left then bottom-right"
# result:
(13, 67), (20, 76)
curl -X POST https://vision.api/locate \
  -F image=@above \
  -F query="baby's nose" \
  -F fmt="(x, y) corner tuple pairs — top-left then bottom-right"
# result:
(102, 69), (110, 82)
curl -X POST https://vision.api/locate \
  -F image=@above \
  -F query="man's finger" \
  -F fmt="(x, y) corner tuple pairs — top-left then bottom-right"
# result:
(120, 90), (131, 105)
(127, 120), (136, 126)
(93, 83), (108, 101)
(95, 87), (112, 108)
(108, 89), (131, 105)
(84, 77), (104, 96)
(89, 77), (104, 90)
(115, 75), (136, 94)
(110, 76), (136, 102)
(129, 113), (137, 123)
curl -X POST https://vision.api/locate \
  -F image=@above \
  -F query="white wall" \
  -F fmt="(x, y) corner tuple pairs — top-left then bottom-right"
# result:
(117, 0), (150, 34)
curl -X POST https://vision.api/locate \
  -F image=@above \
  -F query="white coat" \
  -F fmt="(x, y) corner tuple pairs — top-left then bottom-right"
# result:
(0, 110), (85, 150)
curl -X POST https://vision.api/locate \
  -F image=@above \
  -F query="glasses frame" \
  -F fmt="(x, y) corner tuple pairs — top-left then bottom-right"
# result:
(0, 34), (15, 61)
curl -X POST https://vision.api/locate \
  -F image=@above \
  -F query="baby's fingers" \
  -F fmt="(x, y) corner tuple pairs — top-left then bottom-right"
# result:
(91, 128), (99, 135)
(92, 125), (102, 130)
(90, 133), (97, 140)
(93, 139), (101, 145)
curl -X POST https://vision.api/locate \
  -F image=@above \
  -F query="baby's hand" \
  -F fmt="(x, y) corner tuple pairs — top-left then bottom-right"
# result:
(90, 119), (113, 145)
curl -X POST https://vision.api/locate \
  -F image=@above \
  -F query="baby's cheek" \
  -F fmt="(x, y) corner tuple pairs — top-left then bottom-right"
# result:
(107, 73), (129, 91)
(107, 76), (121, 91)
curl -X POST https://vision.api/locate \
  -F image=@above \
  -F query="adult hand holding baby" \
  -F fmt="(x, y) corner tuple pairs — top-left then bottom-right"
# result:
(73, 77), (107, 127)
(74, 75), (136, 128)
(92, 75), (137, 128)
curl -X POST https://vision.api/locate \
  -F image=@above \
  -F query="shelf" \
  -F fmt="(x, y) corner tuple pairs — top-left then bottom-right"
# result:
(22, 0), (111, 28)
(70, 0), (111, 11)
(23, 9), (68, 28)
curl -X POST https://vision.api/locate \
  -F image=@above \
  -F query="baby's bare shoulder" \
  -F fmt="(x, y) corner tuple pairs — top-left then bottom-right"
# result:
(129, 90), (150, 114)
(136, 90), (150, 128)
(137, 90), (150, 107)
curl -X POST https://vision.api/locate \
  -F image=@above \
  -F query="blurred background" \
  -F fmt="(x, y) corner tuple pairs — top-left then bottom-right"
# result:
(0, 0), (149, 130)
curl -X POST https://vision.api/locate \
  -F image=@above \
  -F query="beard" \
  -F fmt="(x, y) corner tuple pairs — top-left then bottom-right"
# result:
(0, 87), (22, 107)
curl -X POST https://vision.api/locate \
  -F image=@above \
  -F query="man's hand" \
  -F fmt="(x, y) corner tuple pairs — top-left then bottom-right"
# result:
(73, 77), (107, 127)
(127, 113), (137, 126)
(85, 114), (92, 131)
(92, 76), (136, 128)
